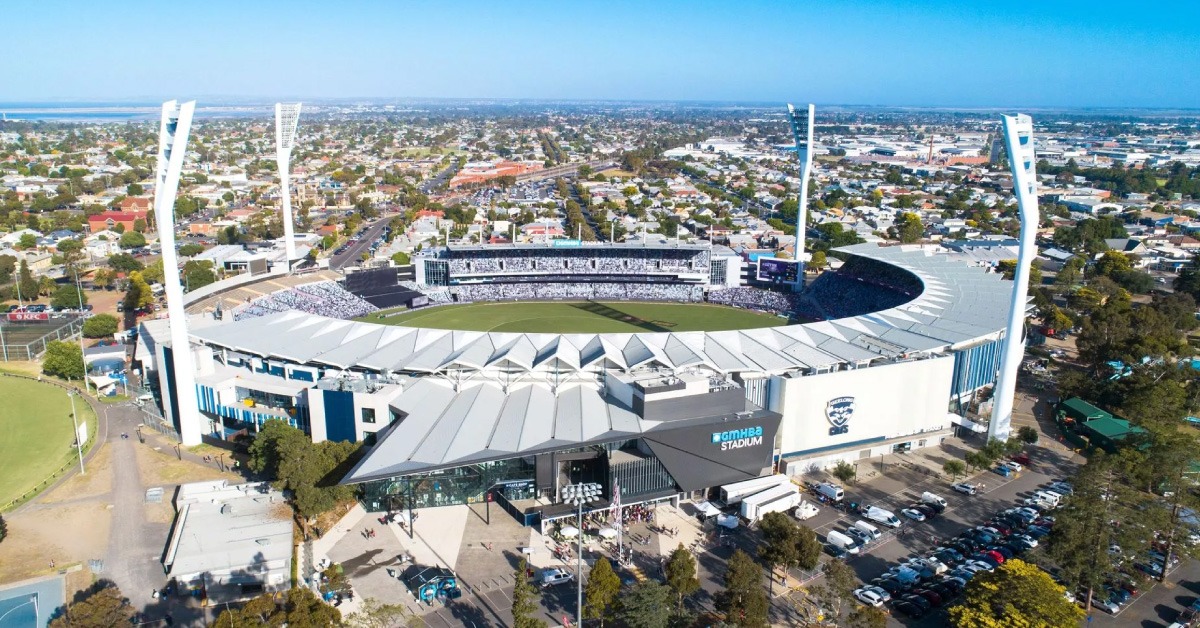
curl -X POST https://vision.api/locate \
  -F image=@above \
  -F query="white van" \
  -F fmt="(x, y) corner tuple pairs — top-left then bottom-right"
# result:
(816, 482), (844, 503)
(863, 506), (902, 528)
(853, 520), (881, 540)
(1034, 491), (1061, 507)
(921, 492), (947, 509)
(826, 530), (861, 554)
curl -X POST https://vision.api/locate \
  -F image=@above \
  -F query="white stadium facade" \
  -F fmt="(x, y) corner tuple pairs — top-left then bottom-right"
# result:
(136, 241), (1015, 525)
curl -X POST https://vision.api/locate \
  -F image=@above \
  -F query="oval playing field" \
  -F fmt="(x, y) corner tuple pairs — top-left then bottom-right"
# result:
(0, 377), (93, 510)
(360, 301), (788, 333)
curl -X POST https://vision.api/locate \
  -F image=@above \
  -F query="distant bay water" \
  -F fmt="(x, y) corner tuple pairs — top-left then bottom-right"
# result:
(0, 102), (272, 122)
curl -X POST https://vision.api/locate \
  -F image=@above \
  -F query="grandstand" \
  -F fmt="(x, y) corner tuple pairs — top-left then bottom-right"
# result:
(184, 270), (344, 315)
(414, 243), (735, 291)
(232, 280), (377, 321)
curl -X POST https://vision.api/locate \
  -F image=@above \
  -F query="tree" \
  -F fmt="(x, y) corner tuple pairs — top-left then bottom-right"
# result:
(38, 275), (57, 297)
(893, 211), (924, 243)
(214, 587), (340, 628)
(779, 521), (813, 570)
(847, 605), (889, 628)
(91, 267), (114, 290)
(831, 460), (856, 484)
(391, 251), (411, 265)
(16, 259), (38, 302)
(50, 284), (86, 309)
(344, 597), (409, 628)
(132, 217), (146, 233)
(1016, 426), (1039, 445)
(50, 582), (134, 628)
(107, 252), (143, 273)
(717, 549), (769, 627)
(55, 238), (85, 273)
(664, 543), (701, 610)
(511, 557), (547, 628)
(584, 557), (621, 626)
(943, 459), (967, 480)
(616, 581), (674, 628)
(947, 558), (1085, 628)
(809, 249), (827, 270)
(42, 340), (84, 380)
(758, 512), (801, 585)
(126, 183), (143, 196)
(178, 242), (204, 257)
(810, 559), (857, 622)
(124, 271), (154, 310)
(1046, 453), (1142, 612)
(247, 419), (360, 523)
(82, 313), (120, 338)
(118, 230), (145, 249)
(182, 260), (216, 290)
(17, 233), (38, 250)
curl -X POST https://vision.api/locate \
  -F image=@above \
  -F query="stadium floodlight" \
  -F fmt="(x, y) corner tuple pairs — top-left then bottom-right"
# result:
(153, 100), (203, 446)
(275, 103), (302, 263)
(786, 103), (815, 290)
(990, 114), (1040, 442)
(561, 482), (602, 626)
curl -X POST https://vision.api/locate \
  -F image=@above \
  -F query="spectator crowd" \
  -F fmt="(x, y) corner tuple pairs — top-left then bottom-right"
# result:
(234, 281), (379, 321)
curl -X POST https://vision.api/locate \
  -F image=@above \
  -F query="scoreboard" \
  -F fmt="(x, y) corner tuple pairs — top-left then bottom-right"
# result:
(756, 257), (800, 284)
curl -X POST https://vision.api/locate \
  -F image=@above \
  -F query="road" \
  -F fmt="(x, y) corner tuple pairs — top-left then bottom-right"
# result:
(330, 218), (390, 270)
(420, 159), (462, 195)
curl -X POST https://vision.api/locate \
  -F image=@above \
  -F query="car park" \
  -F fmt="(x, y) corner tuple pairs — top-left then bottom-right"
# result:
(914, 504), (938, 519)
(846, 527), (873, 545)
(825, 544), (849, 559)
(871, 577), (906, 596)
(894, 600), (926, 618)
(900, 594), (932, 612)
(853, 587), (886, 607)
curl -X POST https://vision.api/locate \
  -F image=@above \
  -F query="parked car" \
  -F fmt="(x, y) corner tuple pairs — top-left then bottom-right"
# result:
(853, 587), (886, 607)
(859, 585), (891, 603)
(893, 600), (927, 618)
(953, 482), (978, 495)
(540, 568), (574, 588)
(901, 508), (927, 522)
(1091, 597), (1120, 614)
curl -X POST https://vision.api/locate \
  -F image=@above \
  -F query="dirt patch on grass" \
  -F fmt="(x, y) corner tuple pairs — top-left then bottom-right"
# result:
(40, 444), (114, 504)
(134, 444), (240, 488)
(0, 501), (112, 585)
(144, 501), (176, 525)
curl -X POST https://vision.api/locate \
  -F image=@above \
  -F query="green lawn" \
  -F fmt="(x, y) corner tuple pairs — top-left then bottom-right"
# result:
(360, 301), (787, 333)
(0, 377), (94, 509)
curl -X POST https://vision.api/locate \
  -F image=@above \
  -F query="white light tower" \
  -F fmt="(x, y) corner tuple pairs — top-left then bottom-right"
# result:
(786, 103), (816, 289)
(275, 103), (302, 264)
(154, 100), (203, 446)
(561, 482), (602, 627)
(990, 114), (1040, 442)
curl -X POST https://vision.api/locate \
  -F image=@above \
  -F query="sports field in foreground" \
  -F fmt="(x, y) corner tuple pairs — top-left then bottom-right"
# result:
(0, 377), (93, 509)
(360, 301), (788, 333)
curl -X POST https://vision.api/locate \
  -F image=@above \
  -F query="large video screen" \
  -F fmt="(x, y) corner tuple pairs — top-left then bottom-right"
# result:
(757, 257), (800, 283)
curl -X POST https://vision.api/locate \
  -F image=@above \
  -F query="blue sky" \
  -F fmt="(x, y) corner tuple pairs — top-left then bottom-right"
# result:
(3, 0), (1198, 107)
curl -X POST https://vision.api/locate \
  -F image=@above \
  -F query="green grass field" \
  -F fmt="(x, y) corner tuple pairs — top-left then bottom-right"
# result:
(0, 377), (94, 508)
(361, 301), (788, 333)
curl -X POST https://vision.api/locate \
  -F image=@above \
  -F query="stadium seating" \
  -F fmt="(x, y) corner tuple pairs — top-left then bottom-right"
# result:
(234, 281), (379, 321)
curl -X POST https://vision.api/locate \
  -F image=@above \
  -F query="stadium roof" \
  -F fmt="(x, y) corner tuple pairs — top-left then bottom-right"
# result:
(190, 244), (1014, 375)
(340, 380), (781, 482)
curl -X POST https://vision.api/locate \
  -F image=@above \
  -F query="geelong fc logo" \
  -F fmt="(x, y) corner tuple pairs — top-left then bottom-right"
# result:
(826, 396), (855, 436)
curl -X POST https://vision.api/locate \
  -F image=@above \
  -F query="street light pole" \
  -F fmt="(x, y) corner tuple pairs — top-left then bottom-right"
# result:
(67, 390), (85, 475)
(561, 482), (601, 627)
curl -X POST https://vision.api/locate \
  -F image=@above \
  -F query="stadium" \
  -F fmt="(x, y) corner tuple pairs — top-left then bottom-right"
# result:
(139, 241), (1013, 525)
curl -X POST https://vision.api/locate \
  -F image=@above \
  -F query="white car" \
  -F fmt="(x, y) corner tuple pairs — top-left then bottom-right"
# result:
(1091, 597), (1119, 614)
(901, 508), (926, 522)
(953, 482), (978, 495)
(860, 585), (891, 603)
(853, 587), (886, 607)
(540, 568), (574, 588)
(1003, 461), (1024, 473)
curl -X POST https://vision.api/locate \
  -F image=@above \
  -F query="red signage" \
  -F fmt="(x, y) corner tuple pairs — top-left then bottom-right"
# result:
(7, 312), (49, 322)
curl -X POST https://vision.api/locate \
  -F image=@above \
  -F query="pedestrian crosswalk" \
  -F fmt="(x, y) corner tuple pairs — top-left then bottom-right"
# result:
(627, 563), (647, 582)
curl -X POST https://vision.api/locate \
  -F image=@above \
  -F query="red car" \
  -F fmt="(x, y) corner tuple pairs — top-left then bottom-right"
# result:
(1011, 453), (1031, 466)
(984, 550), (1006, 564)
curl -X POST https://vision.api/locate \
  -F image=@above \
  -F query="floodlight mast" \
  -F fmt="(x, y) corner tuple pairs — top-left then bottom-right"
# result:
(275, 103), (302, 264)
(154, 100), (202, 446)
(990, 114), (1040, 442)
(786, 103), (815, 290)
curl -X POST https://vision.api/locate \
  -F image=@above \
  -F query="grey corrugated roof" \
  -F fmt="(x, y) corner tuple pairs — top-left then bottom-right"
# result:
(192, 244), (1013, 380)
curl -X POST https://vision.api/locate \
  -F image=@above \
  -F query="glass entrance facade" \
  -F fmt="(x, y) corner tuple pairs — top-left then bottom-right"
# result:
(359, 457), (537, 511)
